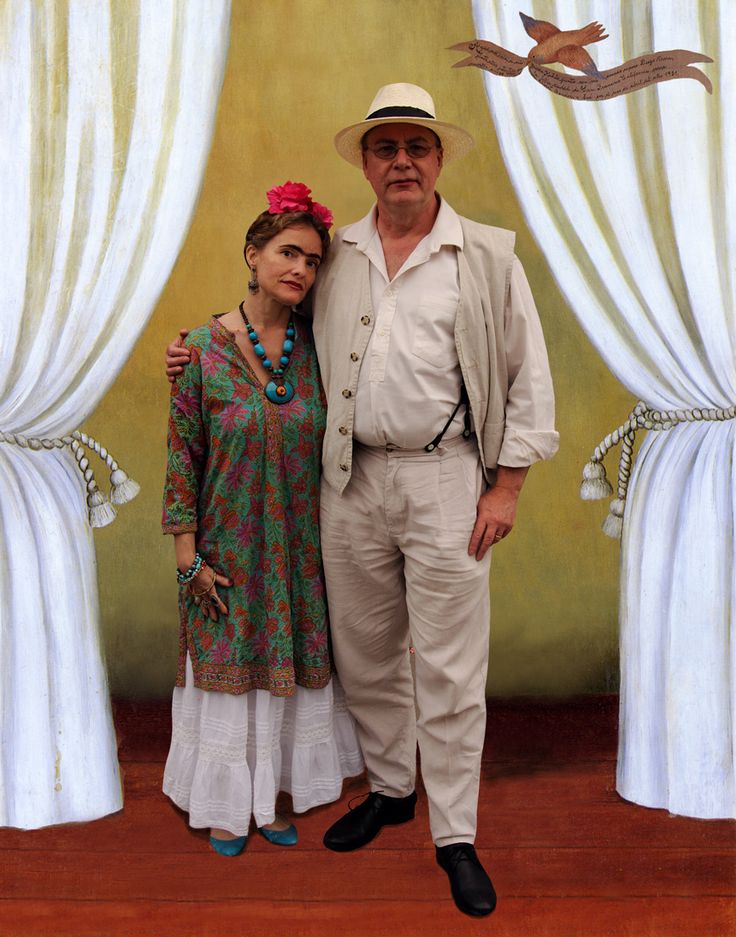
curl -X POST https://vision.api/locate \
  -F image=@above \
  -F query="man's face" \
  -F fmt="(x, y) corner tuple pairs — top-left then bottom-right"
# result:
(361, 123), (443, 212)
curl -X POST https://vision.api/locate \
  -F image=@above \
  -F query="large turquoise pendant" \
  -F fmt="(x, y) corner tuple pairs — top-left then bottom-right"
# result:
(265, 379), (295, 404)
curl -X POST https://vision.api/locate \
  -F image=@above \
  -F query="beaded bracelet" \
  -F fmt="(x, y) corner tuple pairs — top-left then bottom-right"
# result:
(177, 552), (204, 584)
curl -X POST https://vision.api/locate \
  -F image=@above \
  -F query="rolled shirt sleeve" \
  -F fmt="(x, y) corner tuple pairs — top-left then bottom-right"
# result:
(497, 257), (560, 467)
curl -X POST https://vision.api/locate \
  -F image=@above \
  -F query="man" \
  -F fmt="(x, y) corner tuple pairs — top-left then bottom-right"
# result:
(167, 83), (558, 917)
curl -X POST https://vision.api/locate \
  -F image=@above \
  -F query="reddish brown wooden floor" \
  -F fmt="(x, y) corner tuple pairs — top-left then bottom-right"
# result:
(0, 697), (734, 936)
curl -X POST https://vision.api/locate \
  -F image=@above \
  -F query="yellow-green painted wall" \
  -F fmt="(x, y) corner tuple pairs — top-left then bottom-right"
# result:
(85, 0), (633, 699)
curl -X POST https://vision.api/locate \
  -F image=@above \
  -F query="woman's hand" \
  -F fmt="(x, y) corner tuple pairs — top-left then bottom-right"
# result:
(189, 564), (232, 621)
(166, 329), (191, 382)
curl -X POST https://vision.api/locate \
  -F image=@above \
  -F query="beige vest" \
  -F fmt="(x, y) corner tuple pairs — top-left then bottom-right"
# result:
(313, 215), (516, 494)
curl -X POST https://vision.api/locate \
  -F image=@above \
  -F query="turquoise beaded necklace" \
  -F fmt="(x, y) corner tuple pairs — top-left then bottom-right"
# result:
(239, 300), (296, 404)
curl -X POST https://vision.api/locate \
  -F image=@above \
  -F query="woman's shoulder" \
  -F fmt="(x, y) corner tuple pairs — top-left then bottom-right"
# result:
(183, 319), (220, 351)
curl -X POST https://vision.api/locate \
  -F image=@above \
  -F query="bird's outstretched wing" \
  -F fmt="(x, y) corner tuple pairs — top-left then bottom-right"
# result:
(556, 45), (601, 77)
(519, 12), (559, 42)
(567, 21), (609, 47)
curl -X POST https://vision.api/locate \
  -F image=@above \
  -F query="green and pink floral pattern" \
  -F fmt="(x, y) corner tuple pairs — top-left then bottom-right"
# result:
(162, 315), (330, 696)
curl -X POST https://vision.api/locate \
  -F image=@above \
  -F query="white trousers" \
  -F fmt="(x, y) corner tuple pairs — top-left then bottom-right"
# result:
(320, 436), (491, 846)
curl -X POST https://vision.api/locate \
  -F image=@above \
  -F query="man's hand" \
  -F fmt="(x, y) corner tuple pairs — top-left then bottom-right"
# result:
(468, 465), (529, 561)
(166, 329), (191, 382)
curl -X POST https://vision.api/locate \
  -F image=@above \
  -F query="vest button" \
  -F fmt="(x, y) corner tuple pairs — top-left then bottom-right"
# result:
(338, 426), (348, 435)
(350, 352), (359, 361)
(342, 389), (352, 398)
(360, 315), (371, 325)
(339, 463), (349, 472)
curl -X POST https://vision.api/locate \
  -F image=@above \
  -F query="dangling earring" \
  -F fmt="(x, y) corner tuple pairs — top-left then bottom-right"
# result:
(248, 266), (259, 294)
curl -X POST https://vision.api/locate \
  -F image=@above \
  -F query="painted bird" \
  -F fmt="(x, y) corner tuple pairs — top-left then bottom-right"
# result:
(520, 11), (609, 77)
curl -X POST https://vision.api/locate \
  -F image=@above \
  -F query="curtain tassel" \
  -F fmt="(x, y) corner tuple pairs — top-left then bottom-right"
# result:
(601, 498), (626, 539)
(581, 401), (736, 539)
(71, 432), (140, 526)
(110, 469), (141, 505)
(0, 429), (140, 528)
(580, 402), (646, 540)
(580, 460), (613, 500)
(86, 488), (118, 528)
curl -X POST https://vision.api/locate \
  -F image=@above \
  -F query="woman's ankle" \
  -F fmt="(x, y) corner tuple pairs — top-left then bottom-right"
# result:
(210, 827), (241, 840)
(260, 814), (291, 832)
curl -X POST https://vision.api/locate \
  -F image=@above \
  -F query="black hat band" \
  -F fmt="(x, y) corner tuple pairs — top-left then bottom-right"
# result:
(365, 106), (435, 120)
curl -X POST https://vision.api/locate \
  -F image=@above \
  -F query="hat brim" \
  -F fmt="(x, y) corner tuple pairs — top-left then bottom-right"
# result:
(334, 116), (475, 168)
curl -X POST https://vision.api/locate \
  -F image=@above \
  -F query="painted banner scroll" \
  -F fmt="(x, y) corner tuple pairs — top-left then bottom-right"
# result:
(450, 12), (712, 99)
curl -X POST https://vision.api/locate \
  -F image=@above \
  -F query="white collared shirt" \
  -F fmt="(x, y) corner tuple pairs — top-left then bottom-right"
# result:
(341, 197), (465, 449)
(313, 205), (559, 493)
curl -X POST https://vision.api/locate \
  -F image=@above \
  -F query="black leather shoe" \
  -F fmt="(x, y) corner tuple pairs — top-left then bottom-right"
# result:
(323, 791), (417, 851)
(435, 843), (497, 917)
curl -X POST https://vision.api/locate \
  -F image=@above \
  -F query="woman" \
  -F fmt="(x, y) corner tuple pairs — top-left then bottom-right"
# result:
(162, 182), (362, 856)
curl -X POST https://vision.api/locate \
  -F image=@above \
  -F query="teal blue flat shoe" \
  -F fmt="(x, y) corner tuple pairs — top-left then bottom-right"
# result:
(258, 822), (298, 846)
(209, 834), (247, 856)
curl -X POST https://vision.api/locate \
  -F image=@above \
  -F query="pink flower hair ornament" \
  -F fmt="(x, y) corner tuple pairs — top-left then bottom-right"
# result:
(266, 181), (334, 228)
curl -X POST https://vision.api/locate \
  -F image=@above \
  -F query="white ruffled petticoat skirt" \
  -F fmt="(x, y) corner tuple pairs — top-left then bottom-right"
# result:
(163, 655), (364, 835)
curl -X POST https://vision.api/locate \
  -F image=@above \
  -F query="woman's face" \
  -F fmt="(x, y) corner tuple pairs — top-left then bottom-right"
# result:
(246, 224), (323, 306)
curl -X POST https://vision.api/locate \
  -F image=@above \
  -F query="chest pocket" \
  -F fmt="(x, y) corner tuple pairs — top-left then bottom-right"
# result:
(410, 300), (459, 368)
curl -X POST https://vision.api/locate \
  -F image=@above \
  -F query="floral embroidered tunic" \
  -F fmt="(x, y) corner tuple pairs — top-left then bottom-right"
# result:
(162, 314), (330, 697)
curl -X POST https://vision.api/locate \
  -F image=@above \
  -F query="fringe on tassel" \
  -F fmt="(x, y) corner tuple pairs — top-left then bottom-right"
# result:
(110, 470), (141, 505)
(88, 491), (117, 528)
(601, 498), (626, 540)
(0, 428), (139, 529)
(580, 461), (613, 500)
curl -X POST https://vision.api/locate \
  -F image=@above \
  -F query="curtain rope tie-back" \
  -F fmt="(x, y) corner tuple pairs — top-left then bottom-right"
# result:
(0, 429), (140, 528)
(580, 401), (736, 539)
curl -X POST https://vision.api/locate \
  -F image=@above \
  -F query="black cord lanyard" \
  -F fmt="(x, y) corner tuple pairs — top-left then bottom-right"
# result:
(424, 384), (472, 452)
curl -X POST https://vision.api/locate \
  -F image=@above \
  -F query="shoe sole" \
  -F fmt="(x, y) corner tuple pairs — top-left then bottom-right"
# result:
(453, 901), (496, 917)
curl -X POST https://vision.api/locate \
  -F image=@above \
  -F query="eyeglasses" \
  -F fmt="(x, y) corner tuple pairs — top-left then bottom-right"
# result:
(363, 141), (438, 160)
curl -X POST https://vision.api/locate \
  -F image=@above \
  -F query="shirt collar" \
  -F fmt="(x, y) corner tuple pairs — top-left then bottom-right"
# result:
(341, 195), (464, 254)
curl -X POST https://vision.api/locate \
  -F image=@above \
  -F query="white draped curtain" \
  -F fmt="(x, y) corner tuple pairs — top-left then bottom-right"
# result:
(473, 1), (734, 818)
(0, 0), (230, 829)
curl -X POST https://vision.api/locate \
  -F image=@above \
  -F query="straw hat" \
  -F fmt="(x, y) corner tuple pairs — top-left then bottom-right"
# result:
(334, 83), (475, 167)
